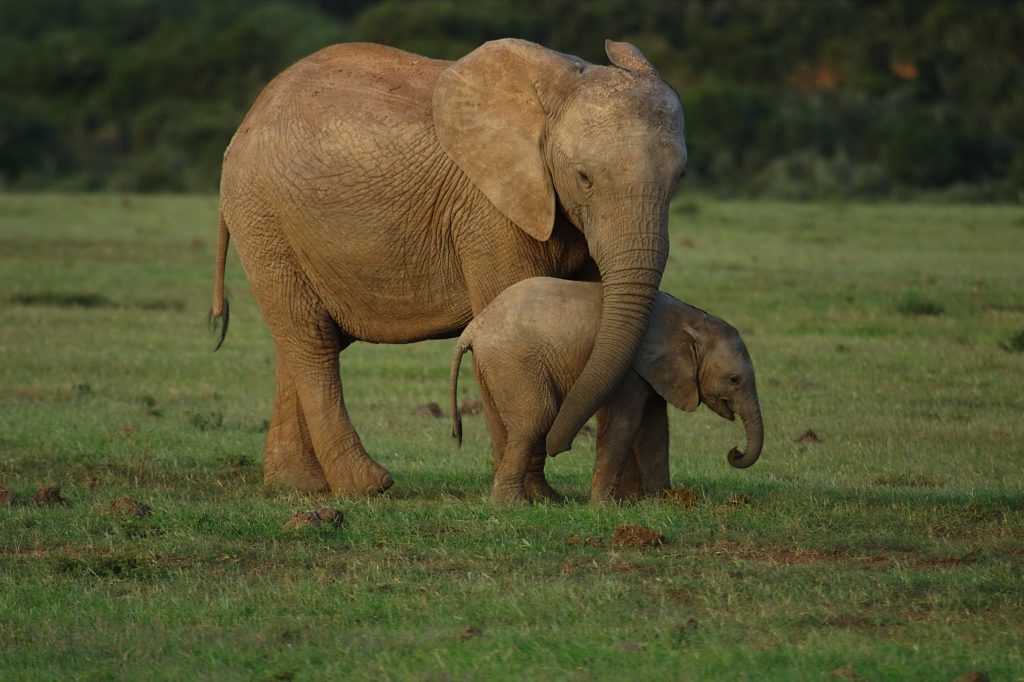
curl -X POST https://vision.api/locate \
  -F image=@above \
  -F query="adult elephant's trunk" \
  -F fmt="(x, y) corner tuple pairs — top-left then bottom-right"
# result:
(546, 226), (668, 456)
(727, 388), (763, 469)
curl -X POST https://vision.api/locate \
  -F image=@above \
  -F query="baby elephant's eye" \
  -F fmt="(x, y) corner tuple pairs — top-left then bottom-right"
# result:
(728, 374), (741, 386)
(576, 169), (592, 189)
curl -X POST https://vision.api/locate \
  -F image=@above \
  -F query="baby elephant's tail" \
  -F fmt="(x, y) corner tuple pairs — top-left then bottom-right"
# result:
(450, 333), (472, 447)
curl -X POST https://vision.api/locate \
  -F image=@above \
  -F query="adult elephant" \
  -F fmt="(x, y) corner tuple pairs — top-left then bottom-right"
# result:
(211, 38), (688, 495)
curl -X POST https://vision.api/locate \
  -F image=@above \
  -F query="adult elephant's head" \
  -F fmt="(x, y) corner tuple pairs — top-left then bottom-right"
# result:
(434, 38), (687, 455)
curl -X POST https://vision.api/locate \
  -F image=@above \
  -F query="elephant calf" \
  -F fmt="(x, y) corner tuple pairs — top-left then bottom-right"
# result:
(450, 277), (763, 503)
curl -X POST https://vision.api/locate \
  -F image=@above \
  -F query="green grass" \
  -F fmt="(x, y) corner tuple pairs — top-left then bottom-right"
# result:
(1, 194), (1022, 680)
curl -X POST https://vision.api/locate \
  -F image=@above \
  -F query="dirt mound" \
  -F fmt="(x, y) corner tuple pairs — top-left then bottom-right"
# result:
(109, 496), (153, 518)
(458, 625), (482, 641)
(0, 486), (12, 508)
(459, 399), (483, 416)
(953, 673), (989, 682)
(412, 402), (443, 418)
(33, 485), (68, 506)
(796, 429), (823, 444)
(283, 507), (344, 530)
(613, 524), (664, 547)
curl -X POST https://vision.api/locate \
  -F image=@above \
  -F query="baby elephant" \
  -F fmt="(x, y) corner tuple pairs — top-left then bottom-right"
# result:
(450, 277), (763, 503)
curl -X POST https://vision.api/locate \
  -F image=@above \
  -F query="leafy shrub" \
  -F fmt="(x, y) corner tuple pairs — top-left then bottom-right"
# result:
(897, 291), (944, 317)
(1001, 329), (1024, 353)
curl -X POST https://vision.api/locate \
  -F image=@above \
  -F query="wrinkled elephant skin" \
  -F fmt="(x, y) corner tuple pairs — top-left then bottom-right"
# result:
(211, 39), (687, 495)
(449, 278), (762, 503)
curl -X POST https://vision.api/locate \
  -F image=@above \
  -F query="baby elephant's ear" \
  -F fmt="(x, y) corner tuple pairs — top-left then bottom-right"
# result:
(633, 300), (700, 412)
(634, 342), (699, 412)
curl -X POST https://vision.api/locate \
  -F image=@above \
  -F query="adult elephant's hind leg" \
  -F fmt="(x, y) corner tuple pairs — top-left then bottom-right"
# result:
(244, 249), (393, 496)
(524, 450), (563, 502)
(263, 359), (329, 492)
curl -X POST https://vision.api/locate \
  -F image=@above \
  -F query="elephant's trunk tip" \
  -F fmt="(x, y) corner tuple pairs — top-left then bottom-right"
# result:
(727, 447), (758, 469)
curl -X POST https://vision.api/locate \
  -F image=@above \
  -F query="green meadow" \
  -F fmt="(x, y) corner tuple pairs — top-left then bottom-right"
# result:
(1, 194), (1022, 680)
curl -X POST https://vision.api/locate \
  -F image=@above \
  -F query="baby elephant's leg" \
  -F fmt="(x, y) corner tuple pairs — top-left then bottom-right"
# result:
(630, 394), (671, 497)
(591, 373), (649, 502)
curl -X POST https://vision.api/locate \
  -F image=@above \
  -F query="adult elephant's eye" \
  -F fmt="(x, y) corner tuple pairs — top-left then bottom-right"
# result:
(576, 169), (592, 189)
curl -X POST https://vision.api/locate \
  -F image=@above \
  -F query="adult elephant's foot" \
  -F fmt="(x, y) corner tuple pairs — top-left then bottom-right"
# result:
(490, 484), (528, 504)
(323, 454), (394, 496)
(525, 476), (564, 503)
(321, 438), (397, 491)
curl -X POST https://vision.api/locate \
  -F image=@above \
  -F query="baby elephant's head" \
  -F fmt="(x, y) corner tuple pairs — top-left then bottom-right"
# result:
(634, 293), (763, 469)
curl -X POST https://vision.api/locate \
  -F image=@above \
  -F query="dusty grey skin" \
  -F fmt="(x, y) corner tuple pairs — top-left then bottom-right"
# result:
(211, 39), (686, 496)
(450, 278), (763, 503)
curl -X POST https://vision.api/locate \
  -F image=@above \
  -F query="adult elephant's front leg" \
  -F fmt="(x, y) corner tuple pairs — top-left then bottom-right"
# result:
(263, 358), (329, 492)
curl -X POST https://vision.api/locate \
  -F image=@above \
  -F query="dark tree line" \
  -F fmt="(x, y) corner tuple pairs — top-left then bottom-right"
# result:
(2, 0), (1021, 199)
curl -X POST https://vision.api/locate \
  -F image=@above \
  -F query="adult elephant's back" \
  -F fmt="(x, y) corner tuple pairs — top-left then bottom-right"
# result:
(220, 44), (478, 344)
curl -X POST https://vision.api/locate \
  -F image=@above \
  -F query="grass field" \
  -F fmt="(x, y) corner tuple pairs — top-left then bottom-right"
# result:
(1, 194), (1022, 680)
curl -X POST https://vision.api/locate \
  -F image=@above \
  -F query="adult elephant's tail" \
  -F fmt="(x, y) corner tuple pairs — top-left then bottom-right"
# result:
(209, 212), (230, 351)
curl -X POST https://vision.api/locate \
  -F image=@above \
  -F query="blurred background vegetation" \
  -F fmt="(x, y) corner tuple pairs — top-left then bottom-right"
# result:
(1, 0), (1021, 200)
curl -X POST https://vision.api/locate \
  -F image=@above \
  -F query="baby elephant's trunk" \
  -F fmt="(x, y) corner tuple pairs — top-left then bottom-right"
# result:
(727, 389), (763, 469)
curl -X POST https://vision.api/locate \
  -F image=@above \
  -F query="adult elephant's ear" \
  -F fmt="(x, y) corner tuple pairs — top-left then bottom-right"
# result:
(604, 39), (659, 78)
(433, 39), (574, 242)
